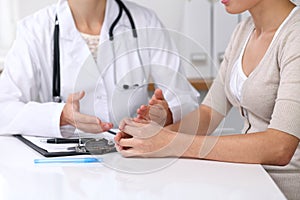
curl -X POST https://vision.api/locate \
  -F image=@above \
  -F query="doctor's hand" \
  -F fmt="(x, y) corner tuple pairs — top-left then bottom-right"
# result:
(60, 91), (113, 133)
(135, 88), (173, 127)
(115, 118), (178, 157)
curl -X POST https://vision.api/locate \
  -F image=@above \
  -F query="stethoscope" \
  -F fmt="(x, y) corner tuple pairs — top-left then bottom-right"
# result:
(53, 0), (146, 103)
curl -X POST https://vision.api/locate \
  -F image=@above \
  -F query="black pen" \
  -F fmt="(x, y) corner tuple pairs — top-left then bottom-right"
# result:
(41, 138), (81, 144)
(41, 130), (117, 144)
(107, 130), (118, 135)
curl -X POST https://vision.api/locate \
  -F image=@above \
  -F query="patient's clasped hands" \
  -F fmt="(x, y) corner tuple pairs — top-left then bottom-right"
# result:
(115, 118), (177, 157)
(115, 88), (179, 157)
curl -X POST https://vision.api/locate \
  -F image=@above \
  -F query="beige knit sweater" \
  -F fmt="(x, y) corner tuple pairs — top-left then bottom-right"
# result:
(203, 8), (300, 200)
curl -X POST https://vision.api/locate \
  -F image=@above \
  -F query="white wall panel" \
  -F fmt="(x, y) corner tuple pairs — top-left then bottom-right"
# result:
(13, 0), (56, 20)
(0, 0), (56, 70)
(214, 2), (238, 76)
(180, 0), (211, 78)
(130, 0), (240, 79)
(128, 0), (186, 31)
(0, 0), (16, 50)
(0, 0), (56, 49)
(129, 0), (212, 79)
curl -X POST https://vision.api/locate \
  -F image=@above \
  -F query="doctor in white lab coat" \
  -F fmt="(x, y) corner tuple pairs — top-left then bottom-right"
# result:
(0, 0), (199, 138)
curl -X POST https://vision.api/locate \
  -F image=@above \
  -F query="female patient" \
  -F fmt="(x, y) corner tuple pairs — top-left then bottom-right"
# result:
(115, 0), (300, 199)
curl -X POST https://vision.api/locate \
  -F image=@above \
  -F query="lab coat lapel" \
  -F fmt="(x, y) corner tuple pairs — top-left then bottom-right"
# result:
(56, 0), (124, 79)
(56, 0), (100, 99)
(56, 0), (90, 69)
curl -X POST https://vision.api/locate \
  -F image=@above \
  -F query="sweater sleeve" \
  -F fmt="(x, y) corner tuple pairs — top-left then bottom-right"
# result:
(268, 24), (300, 139)
(201, 55), (232, 116)
(201, 22), (243, 116)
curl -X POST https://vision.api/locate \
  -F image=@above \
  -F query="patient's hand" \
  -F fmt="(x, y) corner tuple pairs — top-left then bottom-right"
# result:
(135, 88), (173, 126)
(60, 91), (113, 133)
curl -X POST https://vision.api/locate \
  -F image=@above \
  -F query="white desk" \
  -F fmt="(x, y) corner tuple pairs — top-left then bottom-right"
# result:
(0, 136), (286, 200)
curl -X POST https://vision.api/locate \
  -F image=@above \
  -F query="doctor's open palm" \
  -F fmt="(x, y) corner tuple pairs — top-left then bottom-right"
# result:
(60, 91), (113, 133)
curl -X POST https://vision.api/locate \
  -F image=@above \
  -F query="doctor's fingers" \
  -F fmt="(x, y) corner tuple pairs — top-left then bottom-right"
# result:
(64, 92), (85, 113)
(75, 123), (105, 133)
(75, 121), (113, 133)
(73, 112), (101, 124)
(73, 113), (113, 131)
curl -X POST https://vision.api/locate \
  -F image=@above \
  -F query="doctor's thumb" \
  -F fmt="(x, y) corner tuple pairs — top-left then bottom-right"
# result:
(72, 91), (85, 102)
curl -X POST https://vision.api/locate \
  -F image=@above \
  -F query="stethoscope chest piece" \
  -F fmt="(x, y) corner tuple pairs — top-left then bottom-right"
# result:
(74, 138), (116, 155)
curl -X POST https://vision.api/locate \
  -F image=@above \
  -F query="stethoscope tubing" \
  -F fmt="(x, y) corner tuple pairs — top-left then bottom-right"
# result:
(52, 0), (144, 103)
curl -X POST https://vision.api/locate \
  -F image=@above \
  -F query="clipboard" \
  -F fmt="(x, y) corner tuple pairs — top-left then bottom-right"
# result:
(13, 134), (90, 157)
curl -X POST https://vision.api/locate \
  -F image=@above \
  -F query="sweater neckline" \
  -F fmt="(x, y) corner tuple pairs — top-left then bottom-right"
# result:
(239, 7), (299, 102)
(243, 6), (299, 79)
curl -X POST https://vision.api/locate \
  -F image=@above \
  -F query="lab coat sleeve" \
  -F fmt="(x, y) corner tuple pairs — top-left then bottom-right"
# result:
(146, 12), (200, 123)
(0, 23), (72, 138)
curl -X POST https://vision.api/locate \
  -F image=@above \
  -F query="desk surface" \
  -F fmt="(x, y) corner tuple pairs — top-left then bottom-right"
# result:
(0, 136), (286, 200)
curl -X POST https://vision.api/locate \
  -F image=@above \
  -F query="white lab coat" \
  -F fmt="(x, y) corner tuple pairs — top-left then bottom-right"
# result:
(0, 0), (199, 138)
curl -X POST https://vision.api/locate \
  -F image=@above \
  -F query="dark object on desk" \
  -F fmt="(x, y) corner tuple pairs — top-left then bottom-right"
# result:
(107, 130), (117, 135)
(13, 135), (116, 157)
(13, 134), (89, 157)
(42, 129), (116, 144)
(43, 138), (90, 144)
(69, 138), (117, 155)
